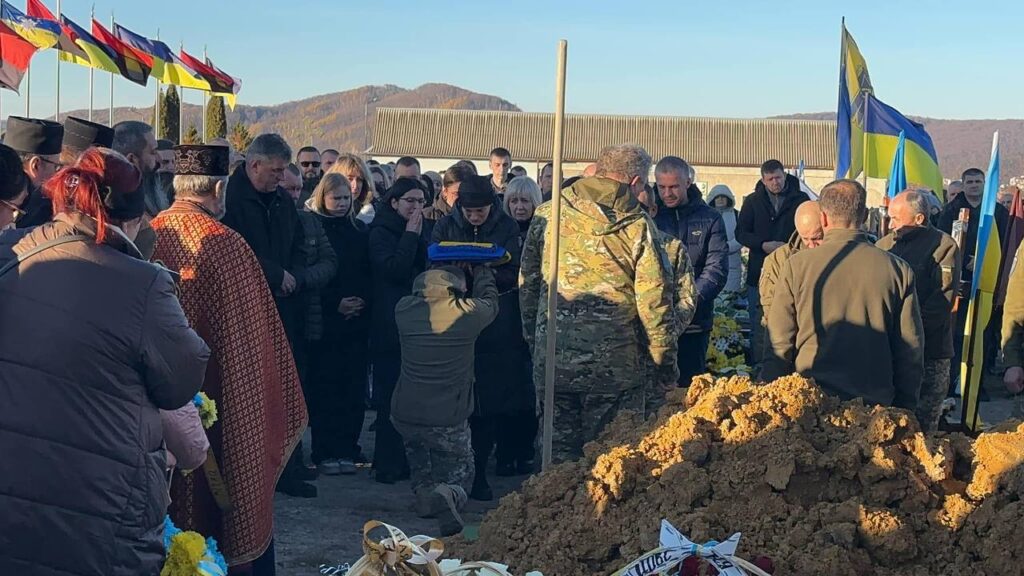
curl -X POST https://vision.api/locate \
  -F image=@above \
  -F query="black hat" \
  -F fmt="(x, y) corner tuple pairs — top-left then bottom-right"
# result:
(63, 116), (115, 153)
(458, 175), (496, 208)
(157, 139), (175, 151)
(174, 145), (229, 176)
(4, 116), (63, 155)
(385, 177), (426, 203)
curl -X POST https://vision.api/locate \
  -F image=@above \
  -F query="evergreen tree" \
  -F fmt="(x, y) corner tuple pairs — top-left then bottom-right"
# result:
(205, 95), (227, 142)
(160, 86), (181, 144)
(229, 122), (254, 153)
(183, 123), (201, 145)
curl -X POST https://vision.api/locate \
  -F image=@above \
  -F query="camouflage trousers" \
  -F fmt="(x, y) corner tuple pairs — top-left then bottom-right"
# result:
(918, 359), (951, 432)
(392, 419), (473, 500)
(539, 387), (645, 465)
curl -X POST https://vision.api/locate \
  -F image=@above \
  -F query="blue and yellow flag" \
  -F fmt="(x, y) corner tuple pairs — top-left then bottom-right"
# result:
(0, 0), (58, 50)
(886, 130), (906, 199)
(836, 24), (944, 199)
(959, 133), (1003, 432)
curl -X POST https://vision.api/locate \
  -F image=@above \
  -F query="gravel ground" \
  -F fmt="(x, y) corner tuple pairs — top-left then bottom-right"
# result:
(272, 383), (1022, 576)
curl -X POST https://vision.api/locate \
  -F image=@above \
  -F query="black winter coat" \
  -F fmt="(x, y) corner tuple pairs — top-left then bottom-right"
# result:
(296, 210), (338, 342)
(368, 203), (428, 353)
(317, 213), (373, 341)
(938, 193), (1009, 288)
(654, 185), (729, 332)
(222, 164), (307, 343)
(431, 202), (532, 415)
(735, 173), (810, 287)
(0, 213), (210, 576)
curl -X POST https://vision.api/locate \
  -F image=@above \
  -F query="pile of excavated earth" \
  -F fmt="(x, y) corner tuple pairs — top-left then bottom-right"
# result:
(451, 375), (1024, 575)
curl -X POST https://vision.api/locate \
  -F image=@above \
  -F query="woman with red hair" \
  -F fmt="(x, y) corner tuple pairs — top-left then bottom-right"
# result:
(0, 147), (211, 576)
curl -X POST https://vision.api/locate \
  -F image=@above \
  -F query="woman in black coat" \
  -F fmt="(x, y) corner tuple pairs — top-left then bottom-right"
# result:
(306, 173), (373, 476)
(431, 175), (526, 500)
(367, 177), (428, 483)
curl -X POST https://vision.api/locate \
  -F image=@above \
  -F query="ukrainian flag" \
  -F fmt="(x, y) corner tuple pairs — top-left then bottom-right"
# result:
(113, 23), (211, 91)
(836, 24), (945, 199)
(959, 133), (1002, 432)
(0, 0), (58, 50)
(58, 15), (120, 75)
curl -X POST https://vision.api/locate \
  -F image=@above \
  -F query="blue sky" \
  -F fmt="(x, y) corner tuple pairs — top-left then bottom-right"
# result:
(5, 0), (1022, 120)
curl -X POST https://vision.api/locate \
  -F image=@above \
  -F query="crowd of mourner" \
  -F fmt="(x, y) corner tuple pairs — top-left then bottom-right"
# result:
(0, 112), (1022, 576)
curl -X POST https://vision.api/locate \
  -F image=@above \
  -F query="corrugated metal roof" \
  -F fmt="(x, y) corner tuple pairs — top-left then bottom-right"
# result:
(371, 108), (837, 169)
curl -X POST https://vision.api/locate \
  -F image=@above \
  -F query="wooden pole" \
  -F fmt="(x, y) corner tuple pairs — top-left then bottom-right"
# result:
(542, 40), (568, 471)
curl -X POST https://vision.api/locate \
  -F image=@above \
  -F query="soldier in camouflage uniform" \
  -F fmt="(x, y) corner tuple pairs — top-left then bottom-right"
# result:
(520, 144), (679, 464)
(391, 265), (499, 536)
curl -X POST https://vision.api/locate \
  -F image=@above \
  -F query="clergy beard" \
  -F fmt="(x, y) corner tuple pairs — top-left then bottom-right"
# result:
(140, 171), (169, 217)
(158, 172), (175, 205)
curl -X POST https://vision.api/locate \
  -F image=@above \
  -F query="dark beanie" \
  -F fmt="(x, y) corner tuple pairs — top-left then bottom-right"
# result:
(459, 175), (496, 208)
(385, 177), (425, 203)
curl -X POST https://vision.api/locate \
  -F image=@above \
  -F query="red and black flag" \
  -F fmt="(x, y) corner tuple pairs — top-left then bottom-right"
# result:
(90, 18), (152, 86)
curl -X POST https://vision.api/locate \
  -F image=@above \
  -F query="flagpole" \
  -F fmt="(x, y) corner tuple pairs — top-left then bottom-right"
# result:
(109, 11), (115, 126)
(55, 0), (62, 121)
(25, 65), (30, 117)
(861, 89), (869, 188)
(201, 46), (208, 142)
(178, 42), (184, 144)
(155, 30), (161, 137)
(88, 4), (95, 121)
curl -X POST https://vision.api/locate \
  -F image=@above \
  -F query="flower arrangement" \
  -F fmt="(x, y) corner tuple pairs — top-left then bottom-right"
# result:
(707, 314), (750, 376)
(162, 516), (227, 576)
(193, 392), (218, 429)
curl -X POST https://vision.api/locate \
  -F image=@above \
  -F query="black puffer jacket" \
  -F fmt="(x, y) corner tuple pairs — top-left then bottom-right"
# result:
(296, 207), (338, 341)
(735, 173), (809, 287)
(368, 202), (428, 353)
(431, 202), (532, 415)
(0, 213), (210, 576)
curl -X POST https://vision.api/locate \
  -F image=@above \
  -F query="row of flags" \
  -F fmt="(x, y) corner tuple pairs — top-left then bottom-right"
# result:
(0, 0), (239, 106)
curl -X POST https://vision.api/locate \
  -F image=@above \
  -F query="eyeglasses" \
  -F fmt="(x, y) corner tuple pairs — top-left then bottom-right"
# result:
(399, 197), (426, 205)
(300, 161), (321, 168)
(39, 157), (63, 169)
(0, 199), (25, 222)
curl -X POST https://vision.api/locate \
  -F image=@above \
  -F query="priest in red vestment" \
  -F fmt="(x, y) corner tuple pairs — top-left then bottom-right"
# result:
(152, 144), (307, 575)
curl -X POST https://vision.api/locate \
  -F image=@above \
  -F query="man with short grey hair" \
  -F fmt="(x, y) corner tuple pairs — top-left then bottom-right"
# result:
(223, 133), (316, 497)
(764, 179), (924, 410)
(652, 156), (728, 385)
(520, 143), (678, 464)
(113, 121), (165, 218)
(877, 190), (959, 430)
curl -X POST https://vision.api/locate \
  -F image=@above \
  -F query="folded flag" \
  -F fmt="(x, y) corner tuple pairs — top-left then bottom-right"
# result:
(428, 241), (510, 264)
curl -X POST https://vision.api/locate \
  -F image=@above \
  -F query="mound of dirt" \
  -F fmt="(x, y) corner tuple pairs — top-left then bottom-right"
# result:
(451, 375), (1024, 575)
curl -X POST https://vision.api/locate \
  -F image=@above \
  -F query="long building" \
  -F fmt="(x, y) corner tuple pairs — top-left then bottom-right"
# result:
(370, 107), (888, 204)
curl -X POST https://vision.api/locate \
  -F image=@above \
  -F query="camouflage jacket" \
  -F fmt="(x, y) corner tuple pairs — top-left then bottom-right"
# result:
(519, 176), (679, 394)
(1003, 241), (1024, 367)
(657, 231), (697, 337)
